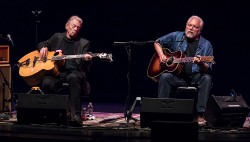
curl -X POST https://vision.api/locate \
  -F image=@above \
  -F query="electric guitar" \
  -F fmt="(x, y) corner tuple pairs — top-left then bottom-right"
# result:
(147, 48), (215, 82)
(18, 50), (113, 86)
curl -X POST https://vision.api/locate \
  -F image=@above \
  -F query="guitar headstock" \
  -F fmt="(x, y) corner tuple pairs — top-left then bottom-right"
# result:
(97, 53), (113, 62)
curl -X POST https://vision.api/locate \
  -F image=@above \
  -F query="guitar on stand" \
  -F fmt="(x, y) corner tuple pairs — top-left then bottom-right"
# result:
(147, 48), (215, 82)
(18, 50), (113, 87)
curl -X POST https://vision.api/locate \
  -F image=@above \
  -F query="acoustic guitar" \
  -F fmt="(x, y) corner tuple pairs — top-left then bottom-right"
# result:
(18, 50), (113, 86)
(147, 48), (215, 82)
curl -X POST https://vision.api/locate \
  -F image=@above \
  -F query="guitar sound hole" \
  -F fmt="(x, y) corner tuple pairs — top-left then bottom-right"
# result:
(167, 57), (173, 65)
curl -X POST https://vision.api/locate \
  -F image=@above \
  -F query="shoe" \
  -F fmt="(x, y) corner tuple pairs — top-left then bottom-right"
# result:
(70, 115), (83, 127)
(198, 116), (207, 126)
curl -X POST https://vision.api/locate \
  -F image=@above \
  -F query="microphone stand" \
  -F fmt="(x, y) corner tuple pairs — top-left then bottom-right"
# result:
(97, 41), (154, 124)
(114, 40), (154, 124)
(124, 45), (133, 123)
(31, 10), (42, 47)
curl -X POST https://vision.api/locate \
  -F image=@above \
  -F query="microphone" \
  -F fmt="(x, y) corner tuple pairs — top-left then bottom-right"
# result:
(7, 34), (14, 47)
(114, 41), (155, 46)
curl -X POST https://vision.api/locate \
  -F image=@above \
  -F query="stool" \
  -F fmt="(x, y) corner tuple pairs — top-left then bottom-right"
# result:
(58, 81), (91, 104)
(175, 86), (198, 100)
(175, 86), (198, 120)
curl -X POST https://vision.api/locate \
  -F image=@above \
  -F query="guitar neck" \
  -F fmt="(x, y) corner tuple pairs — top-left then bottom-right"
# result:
(61, 54), (85, 60)
(51, 53), (112, 61)
(173, 57), (194, 63)
(90, 53), (101, 58)
(64, 53), (103, 59)
(173, 56), (214, 63)
(52, 53), (99, 60)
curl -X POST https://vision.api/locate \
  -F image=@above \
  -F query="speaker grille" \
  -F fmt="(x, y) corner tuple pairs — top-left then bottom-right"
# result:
(16, 94), (69, 125)
(205, 95), (250, 128)
(140, 97), (195, 128)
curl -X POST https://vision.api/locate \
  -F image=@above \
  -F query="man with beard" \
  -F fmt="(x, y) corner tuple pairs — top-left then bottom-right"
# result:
(153, 15), (214, 126)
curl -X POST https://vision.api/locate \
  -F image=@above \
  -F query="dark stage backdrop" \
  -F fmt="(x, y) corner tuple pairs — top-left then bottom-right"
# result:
(1, 0), (250, 105)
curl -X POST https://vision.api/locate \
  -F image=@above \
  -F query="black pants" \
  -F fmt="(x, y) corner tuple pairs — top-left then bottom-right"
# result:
(40, 70), (85, 116)
(158, 73), (212, 113)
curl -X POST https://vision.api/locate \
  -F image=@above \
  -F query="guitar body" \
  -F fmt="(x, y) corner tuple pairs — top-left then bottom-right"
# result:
(18, 50), (62, 86)
(147, 48), (185, 82)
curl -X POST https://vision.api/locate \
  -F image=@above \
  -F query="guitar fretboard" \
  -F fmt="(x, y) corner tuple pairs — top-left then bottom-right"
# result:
(51, 54), (84, 60)
(51, 53), (113, 62)
(173, 56), (214, 63)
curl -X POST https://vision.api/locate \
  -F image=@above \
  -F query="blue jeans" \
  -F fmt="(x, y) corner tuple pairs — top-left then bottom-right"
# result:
(158, 72), (212, 113)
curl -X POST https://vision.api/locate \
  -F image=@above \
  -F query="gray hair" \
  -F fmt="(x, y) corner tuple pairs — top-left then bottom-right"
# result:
(66, 15), (83, 24)
(187, 15), (204, 30)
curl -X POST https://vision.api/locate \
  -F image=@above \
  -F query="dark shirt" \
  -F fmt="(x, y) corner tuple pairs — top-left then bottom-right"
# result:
(184, 39), (198, 76)
(60, 37), (78, 70)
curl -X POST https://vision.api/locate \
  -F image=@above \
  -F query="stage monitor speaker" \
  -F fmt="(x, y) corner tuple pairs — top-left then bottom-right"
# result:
(0, 64), (11, 112)
(151, 121), (198, 142)
(16, 93), (69, 125)
(204, 95), (250, 128)
(140, 97), (195, 128)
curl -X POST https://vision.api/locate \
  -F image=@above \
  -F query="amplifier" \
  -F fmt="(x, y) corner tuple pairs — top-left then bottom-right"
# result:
(0, 45), (9, 64)
(204, 95), (250, 128)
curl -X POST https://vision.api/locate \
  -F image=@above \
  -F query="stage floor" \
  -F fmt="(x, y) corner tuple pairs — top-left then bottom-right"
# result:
(0, 102), (250, 142)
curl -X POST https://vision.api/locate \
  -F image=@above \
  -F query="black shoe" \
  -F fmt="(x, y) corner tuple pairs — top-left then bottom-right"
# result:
(69, 115), (83, 127)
